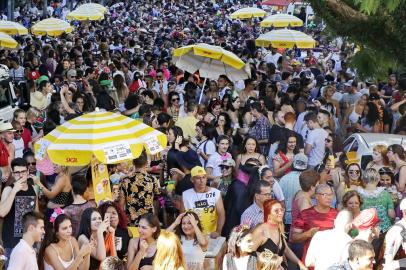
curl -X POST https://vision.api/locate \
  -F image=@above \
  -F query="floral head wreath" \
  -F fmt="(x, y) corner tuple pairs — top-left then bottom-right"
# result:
(50, 208), (64, 224)
(261, 248), (276, 259)
(233, 223), (250, 233)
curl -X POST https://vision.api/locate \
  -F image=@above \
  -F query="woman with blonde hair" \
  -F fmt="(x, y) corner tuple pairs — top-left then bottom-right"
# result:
(153, 231), (186, 270)
(366, 144), (389, 171)
(257, 249), (284, 270)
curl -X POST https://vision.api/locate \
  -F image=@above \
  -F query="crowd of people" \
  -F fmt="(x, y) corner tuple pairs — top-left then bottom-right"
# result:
(0, 0), (406, 269)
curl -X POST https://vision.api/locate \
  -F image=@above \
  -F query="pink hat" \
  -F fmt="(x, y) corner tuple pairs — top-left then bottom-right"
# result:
(353, 208), (380, 230)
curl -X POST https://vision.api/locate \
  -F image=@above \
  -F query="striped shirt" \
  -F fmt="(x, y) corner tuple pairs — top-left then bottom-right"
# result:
(241, 202), (263, 228)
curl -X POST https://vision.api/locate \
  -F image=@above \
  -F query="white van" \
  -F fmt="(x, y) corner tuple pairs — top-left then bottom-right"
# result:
(0, 64), (18, 122)
(286, 2), (314, 26)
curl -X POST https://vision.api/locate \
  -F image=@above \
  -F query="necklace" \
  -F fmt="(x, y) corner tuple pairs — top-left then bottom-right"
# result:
(267, 222), (279, 229)
(194, 187), (208, 202)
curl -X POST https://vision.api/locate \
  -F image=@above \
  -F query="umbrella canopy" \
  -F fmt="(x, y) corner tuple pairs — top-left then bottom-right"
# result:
(35, 111), (167, 166)
(0, 21), (28, 35)
(0, 33), (18, 49)
(230, 7), (266, 19)
(261, 0), (292, 6)
(67, 6), (105, 21)
(256, 29), (316, 48)
(31, 18), (74, 37)
(77, 3), (107, 14)
(172, 43), (250, 82)
(260, 14), (303, 28)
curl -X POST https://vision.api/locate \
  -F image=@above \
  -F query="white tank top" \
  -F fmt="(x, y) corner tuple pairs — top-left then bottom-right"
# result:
(182, 187), (221, 234)
(44, 239), (75, 270)
(181, 235), (205, 270)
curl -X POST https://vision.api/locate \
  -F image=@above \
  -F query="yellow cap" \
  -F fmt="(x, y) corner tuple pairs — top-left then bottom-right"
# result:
(191, 166), (206, 177)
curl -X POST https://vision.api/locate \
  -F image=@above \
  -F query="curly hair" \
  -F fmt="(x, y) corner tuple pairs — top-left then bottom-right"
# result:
(98, 201), (128, 229)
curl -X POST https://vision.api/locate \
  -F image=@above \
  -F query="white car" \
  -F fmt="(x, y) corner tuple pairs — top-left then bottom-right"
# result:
(343, 133), (406, 169)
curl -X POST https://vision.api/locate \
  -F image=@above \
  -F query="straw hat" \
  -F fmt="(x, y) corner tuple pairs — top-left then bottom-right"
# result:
(0, 122), (16, 133)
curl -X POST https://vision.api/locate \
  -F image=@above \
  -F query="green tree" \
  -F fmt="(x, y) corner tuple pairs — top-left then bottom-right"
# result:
(307, 0), (406, 79)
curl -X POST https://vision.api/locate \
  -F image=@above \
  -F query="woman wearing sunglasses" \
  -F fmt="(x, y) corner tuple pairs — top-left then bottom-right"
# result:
(252, 199), (306, 270)
(167, 92), (183, 123)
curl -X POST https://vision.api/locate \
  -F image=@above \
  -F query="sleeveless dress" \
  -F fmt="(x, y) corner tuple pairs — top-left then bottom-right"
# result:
(223, 253), (257, 270)
(181, 236), (205, 270)
(44, 239), (75, 270)
(257, 233), (287, 269)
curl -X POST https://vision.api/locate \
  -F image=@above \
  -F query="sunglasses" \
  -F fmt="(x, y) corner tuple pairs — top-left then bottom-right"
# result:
(172, 98), (179, 101)
(325, 138), (332, 143)
(379, 167), (393, 175)
(349, 170), (360, 174)
(27, 162), (36, 166)
(15, 129), (23, 134)
(69, 76), (76, 79)
(220, 166), (231, 170)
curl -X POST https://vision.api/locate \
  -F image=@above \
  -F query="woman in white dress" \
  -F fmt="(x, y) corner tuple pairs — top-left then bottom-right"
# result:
(167, 211), (208, 270)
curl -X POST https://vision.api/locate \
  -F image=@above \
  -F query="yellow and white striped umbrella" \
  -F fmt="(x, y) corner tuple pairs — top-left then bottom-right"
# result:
(256, 29), (316, 48)
(77, 3), (107, 14)
(31, 18), (74, 37)
(260, 14), (303, 28)
(67, 6), (105, 21)
(173, 43), (250, 82)
(230, 7), (266, 19)
(35, 111), (167, 166)
(0, 21), (28, 35)
(0, 32), (18, 49)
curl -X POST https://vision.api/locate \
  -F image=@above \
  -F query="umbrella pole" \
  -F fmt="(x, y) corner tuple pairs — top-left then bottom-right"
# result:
(198, 77), (208, 104)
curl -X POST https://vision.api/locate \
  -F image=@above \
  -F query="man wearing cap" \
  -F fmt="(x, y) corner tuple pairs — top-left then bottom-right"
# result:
(0, 122), (16, 176)
(384, 198), (406, 269)
(240, 180), (271, 228)
(181, 166), (225, 238)
(279, 153), (308, 231)
(340, 80), (362, 112)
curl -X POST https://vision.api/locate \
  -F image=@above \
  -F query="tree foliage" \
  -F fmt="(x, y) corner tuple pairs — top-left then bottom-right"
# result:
(307, 0), (406, 79)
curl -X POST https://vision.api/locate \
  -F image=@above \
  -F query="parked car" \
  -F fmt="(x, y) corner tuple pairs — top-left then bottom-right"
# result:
(0, 64), (17, 122)
(343, 133), (406, 169)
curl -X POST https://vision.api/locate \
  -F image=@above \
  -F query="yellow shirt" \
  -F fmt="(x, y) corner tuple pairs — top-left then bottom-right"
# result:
(176, 115), (198, 139)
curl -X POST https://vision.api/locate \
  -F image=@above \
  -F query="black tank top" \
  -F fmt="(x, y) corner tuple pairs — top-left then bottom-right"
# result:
(395, 165), (406, 184)
(257, 233), (287, 269)
(2, 184), (36, 248)
(138, 238), (156, 268)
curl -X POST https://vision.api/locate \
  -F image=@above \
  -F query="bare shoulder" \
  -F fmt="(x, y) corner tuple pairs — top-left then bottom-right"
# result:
(77, 234), (89, 246)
